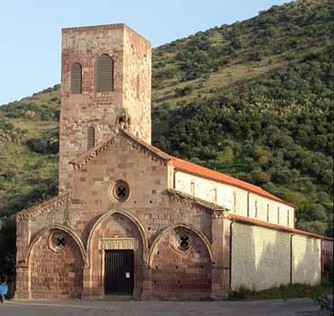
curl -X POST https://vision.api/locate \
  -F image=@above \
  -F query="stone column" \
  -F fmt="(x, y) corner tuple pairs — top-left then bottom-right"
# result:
(210, 209), (231, 300)
(15, 217), (31, 299)
(141, 264), (152, 300)
(82, 266), (92, 299)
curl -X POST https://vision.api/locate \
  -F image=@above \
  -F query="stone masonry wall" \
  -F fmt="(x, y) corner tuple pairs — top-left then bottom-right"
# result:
(151, 227), (211, 299)
(59, 24), (151, 194)
(29, 229), (83, 299)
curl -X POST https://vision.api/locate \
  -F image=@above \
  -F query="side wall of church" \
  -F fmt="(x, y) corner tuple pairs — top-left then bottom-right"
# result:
(231, 223), (322, 291)
(174, 171), (295, 227)
(231, 223), (290, 291)
(292, 235), (321, 285)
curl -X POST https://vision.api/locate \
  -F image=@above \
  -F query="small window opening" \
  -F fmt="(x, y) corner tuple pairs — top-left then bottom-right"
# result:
(191, 181), (195, 195)
(87, 126), (95, 150)
(136, 74), (140, 99)
(213, 187), (217, 204)
(277, 207), (280, 224)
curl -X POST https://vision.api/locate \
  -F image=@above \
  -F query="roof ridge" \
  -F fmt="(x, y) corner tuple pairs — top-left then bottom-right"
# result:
(70, 136), (116, 169)
(121, 130), (172, 161)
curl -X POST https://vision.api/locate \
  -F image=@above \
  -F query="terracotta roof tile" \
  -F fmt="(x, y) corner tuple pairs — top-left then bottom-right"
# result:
(122, 131), (293, 206)
(73, 130), (293, 207)
(171, 158), (293, 206)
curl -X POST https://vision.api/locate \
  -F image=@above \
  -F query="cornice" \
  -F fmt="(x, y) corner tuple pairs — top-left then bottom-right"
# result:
(17, 193), (71, 220)
(70, 137), (115, 170)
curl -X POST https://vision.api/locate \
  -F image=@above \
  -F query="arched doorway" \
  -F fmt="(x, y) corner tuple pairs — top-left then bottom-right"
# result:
(87, 210), (147, 298)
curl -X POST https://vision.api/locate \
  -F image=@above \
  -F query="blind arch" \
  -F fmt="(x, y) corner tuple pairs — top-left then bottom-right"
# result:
(95, 54), (114, 92)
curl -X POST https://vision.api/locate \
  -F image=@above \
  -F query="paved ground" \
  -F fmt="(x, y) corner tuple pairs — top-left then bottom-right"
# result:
(0, 298), (331, 316)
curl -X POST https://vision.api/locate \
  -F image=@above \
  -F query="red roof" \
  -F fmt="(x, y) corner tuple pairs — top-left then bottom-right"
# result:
(171, 157), (292, 206)
(123, 131), (292, 207)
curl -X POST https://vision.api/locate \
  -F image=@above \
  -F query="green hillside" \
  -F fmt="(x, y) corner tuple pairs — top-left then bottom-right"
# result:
(0, 0), (333, 274)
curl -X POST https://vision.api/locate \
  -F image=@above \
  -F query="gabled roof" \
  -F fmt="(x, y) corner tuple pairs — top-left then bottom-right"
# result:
(123, 131), (292, 206)
(171, 158), (291, 206)
(70, 129), (292, 207)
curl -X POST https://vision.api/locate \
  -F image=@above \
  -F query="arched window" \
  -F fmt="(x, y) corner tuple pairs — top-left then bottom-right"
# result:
(87, 127), (95, 150)
(71, 63), (82, 94)
(95, 54), (114, 92)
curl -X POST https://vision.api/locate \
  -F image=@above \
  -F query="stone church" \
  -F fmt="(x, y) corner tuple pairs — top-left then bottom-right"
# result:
(15, 24), (332, 300)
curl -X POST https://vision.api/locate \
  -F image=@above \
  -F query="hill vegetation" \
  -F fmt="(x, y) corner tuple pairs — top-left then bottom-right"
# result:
(0, 0), (333, 276)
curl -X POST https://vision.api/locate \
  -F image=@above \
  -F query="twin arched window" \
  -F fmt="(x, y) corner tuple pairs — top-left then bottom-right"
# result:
(70, 54), (114, 94)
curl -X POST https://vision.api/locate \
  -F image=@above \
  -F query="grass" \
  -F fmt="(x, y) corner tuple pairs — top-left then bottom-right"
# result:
(228, 282), (333, 301)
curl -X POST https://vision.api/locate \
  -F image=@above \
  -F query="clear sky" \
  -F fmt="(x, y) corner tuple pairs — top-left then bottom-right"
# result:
(0, 0), (291, 106)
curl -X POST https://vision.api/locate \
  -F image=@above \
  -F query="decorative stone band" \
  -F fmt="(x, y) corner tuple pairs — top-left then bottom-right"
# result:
(99, 238), (136, 251)
(16, 193), (71, 220)
(70, 136), (116, 170)
(122, 130), (171, 164)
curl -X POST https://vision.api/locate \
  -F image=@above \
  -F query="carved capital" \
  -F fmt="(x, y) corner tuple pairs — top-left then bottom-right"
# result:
(212, 209), (229, 219)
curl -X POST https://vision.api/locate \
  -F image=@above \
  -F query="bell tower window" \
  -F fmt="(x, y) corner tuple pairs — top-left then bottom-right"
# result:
(70, 63), (82, 94)
(95, 54), (114, 92)
(87, 126), (95, 150)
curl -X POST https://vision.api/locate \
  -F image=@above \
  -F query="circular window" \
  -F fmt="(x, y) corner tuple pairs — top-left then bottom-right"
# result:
(110, 180), (130, 202)
(49, 231), (68, 253)
(176, 234), (191, 251)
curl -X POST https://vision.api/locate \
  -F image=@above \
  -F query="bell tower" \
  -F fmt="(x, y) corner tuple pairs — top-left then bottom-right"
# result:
(59, 24), (152, 193)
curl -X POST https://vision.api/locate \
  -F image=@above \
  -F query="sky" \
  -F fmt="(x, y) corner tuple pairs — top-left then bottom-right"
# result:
(0, 0), (291, 106)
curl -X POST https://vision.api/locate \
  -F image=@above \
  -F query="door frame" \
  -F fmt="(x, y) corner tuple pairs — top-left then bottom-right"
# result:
(99, 238), (136, 296)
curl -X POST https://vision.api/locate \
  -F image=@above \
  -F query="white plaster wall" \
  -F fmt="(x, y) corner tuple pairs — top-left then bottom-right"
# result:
(231, 223), (290, 291)
(174, 171), (295, 227)
(292, 235), (321, 285)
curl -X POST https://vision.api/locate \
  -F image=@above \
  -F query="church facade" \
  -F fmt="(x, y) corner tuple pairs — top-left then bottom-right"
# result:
(16, 24), (332, 300)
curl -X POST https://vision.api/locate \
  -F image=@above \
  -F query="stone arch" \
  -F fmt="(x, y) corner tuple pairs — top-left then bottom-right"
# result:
(86, 209), (148, 297)
(148, 223), (213, 299)
(28, 225), (85, 299)
(27, 225), (86, 266)
(148, 223), (213, 268)
(87, 209), (148, 265)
